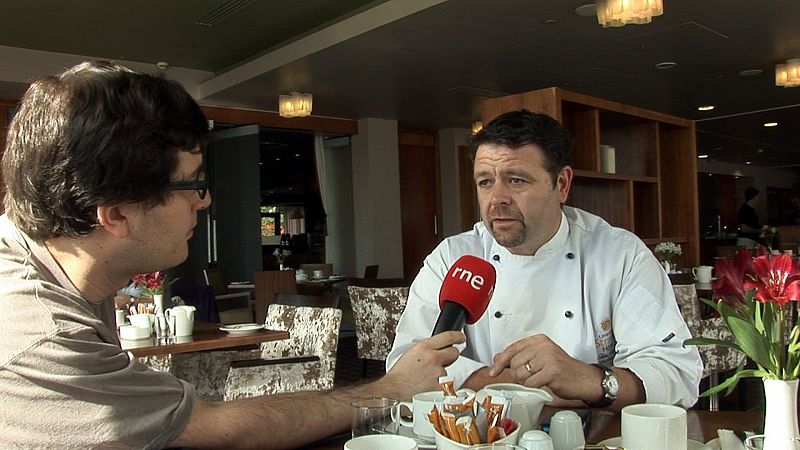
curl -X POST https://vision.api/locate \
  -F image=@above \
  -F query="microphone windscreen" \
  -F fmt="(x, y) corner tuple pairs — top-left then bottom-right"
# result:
(438, 255), (496, 324)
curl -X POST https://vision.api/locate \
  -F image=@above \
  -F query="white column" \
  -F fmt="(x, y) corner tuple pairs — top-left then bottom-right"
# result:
(438, 127), (472, 237)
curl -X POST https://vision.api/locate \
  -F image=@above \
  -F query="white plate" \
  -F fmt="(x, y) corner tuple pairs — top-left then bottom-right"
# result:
(219, 323), (265, 335)
(229, 281), (252, 285)
(395, 425), (435, 449)
(329, 275), (346, 280)
(599, 437), (712, 450)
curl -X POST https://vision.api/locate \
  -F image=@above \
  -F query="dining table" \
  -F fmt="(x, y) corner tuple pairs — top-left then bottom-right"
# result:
(120, 320), (289, 357)
(308, 406), (764, 449)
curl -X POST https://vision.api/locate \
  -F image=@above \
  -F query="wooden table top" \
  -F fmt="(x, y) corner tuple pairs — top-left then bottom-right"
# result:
(308, 406), (764, 449)
(120, 321), (289, 357)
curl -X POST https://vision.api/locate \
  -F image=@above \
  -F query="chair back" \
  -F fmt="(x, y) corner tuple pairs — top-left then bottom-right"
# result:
(262, 304), (342, 389)
(363, 265), (380, 279)
(348, 277), (409, 288)
(203, 268), (227, 296)
(672, 284), (744, 379)
(274, 293), (339, 309)
(347, 285), (409, 361)
(300, 263), (333, 278)
(254, 271), (297, 323)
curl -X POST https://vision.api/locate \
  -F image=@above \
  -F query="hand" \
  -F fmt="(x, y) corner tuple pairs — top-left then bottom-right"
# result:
(488, 334), (601, 402)
(379, 331), (465, 400)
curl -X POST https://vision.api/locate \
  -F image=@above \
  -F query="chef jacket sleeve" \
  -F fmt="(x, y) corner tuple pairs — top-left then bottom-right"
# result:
(611, 244), (704, 408)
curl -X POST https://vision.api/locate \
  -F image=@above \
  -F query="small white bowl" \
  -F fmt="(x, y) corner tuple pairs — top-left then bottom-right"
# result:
(119, 324), (152, 340)
(433, 419), (520, 450)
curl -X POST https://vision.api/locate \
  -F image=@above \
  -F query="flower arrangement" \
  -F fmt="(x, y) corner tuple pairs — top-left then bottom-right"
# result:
(685, 248), (800, 393)
(273, 248), (291, 264)
(132, 271), (177, 297)
(654, 241), (682, 263)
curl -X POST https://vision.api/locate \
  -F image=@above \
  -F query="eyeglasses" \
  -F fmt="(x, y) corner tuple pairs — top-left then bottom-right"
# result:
(167, 171), (209, 200)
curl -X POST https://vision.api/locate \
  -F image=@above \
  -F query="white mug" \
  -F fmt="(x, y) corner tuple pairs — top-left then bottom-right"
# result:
(621, 404), (687, 450)
(397, 389), (474, 439)
(692, 265), (713, 283)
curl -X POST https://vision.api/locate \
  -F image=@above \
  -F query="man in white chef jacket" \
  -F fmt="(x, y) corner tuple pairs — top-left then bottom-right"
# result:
(387, 110), (702, 409)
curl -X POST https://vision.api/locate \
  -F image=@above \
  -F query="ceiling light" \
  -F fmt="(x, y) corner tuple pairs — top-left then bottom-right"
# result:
(775, 58), (800, 87)
(574, 4), (597, 16)
(472, 121), (483, 134)
(655, 61), (677, 70)
(698, 154), (709, 159)
(279, 92), (313, 118)
(739, 69), (763, 77)
(763, 122), (779, 127)
(596, 0), (663, 27)
(745, 161), (752, 165)
(697, 105), (715, 111)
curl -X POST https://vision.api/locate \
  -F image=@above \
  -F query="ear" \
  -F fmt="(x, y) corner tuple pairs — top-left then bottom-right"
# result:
(556, 165), (573, 204)
(96, 204), (132, 239)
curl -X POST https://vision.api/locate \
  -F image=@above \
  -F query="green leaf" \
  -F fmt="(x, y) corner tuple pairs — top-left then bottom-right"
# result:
(701, 369), (762, 397)
(684, 337), (742, 353)
(727, 315), (774, 371)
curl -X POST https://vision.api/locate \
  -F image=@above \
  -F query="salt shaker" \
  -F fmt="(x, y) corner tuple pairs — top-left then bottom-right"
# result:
(519, 430), (555, 450)
(549, 410), (585, 450)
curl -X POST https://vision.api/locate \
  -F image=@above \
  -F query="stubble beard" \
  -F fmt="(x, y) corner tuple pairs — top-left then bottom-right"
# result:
(489, 219), (526, 249)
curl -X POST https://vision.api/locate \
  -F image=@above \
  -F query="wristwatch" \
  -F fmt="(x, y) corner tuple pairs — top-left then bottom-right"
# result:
(587, 363), (619, 407)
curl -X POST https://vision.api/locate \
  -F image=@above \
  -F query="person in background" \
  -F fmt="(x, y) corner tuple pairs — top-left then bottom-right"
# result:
(737, 187), (766, 248)
(387, 110), (702, 410)
(0, 61), (464, 449)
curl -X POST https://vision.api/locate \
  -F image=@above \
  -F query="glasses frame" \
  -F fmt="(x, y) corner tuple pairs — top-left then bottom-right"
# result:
(167, 171), (209, 200)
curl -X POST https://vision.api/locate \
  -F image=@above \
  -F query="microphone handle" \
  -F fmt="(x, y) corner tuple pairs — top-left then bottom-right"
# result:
(431, 301), (467, 336)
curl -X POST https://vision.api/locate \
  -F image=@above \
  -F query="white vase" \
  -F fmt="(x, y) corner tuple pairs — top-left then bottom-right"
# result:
(763, 378), (800, 450)
(279, 263), (284, 271)
(662, 260), (671, 273)
(153, 294), (165, 315)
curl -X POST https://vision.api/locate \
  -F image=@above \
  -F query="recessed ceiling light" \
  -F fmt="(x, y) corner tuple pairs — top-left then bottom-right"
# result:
(764, 122), (779, 127)
(757, 148), (765, 154)
(655, 61), (677, 70)
(739, 69), (763, 77)
(745, 161), (752, 165)
(295, 153), (300, 157)
(574, 4), (596, 16)
(698, 154), (709, 159)
(275, 157), (281, 161)
(697, 105), (715, 111)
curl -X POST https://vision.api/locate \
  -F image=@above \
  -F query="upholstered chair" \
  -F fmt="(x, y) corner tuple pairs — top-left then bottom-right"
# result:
(222, 304), (341, 400)
(347, 286), (409, 362)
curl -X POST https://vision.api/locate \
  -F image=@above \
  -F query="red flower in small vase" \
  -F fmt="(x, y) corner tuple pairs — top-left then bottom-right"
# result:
(746, 253), (800, 307)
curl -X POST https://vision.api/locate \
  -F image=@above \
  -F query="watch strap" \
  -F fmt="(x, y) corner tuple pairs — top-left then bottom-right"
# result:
(586, 363), (616, 408)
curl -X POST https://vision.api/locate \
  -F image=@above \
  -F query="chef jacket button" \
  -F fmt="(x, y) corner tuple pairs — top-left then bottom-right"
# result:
(493, 254), (500, 261)
(566, 252), (575, 259)
(565, 310), (574, 318)
(494, 311), (503, 318)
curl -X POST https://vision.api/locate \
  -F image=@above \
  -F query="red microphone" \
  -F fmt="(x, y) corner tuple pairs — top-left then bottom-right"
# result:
(431, 255), (496, 336)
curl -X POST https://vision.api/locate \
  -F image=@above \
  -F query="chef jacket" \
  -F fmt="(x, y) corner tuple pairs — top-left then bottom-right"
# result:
(387, 206), (702, 408)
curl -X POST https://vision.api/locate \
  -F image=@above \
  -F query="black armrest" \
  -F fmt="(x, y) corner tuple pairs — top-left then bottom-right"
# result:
(230, 355), (320, 368)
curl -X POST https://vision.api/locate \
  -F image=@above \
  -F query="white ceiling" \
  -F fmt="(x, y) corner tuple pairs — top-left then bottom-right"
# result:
(1, 0), (799, 168)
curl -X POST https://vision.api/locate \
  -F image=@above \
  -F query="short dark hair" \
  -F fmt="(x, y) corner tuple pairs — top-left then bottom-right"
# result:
(745, 187), (760, 201)
(2, 61), (209, 240)
(469, 109), (572, 185)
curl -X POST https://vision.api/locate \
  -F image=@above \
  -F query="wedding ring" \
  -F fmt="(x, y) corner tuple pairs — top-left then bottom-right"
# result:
(524, 362), (533, 373)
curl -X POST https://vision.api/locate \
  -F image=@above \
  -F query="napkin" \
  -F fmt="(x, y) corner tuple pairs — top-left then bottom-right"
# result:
(717, 429), (745, 450)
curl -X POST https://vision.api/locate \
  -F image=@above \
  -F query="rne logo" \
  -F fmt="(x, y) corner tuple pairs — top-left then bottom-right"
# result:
(450, 267), (485, 290)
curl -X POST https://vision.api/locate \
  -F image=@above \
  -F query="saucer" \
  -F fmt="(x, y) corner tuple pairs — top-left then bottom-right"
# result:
(219, 323), (265, 335)
(396, 425), (435, 449)
(598, 437), (712, 450)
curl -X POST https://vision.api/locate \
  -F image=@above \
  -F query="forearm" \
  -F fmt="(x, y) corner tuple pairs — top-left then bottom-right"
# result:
(172, 383), (386, 449)
(582, 366), (644, 411)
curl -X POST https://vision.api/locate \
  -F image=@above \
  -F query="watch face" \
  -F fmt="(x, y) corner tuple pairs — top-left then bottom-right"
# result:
(605, 374), (620, 396)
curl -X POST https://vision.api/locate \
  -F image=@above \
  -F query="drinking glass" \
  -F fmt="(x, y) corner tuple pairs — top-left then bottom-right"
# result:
(351, 397), (399, 438)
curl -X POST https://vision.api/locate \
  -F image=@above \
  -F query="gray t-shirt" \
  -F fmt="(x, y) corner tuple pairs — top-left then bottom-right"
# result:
(0, 215), (193, 448)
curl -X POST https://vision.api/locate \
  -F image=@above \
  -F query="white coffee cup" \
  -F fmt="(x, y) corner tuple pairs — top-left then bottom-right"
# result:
(397, 389), (474, 439)
(295, 270), (308, 282)
(621, 404), (687, 450)
(692, 265), (713, 283)
(344, 434), (418, 450)
(313, 269), (325, 279)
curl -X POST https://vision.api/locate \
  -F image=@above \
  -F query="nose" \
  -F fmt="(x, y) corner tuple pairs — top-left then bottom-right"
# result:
(489, 182), (512, 207)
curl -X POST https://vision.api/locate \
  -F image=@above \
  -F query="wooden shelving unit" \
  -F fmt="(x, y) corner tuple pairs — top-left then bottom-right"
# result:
(481, 87), (699, 267)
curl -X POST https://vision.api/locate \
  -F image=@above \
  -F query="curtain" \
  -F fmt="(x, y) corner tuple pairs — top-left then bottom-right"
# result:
(313, 133), (328, 216)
